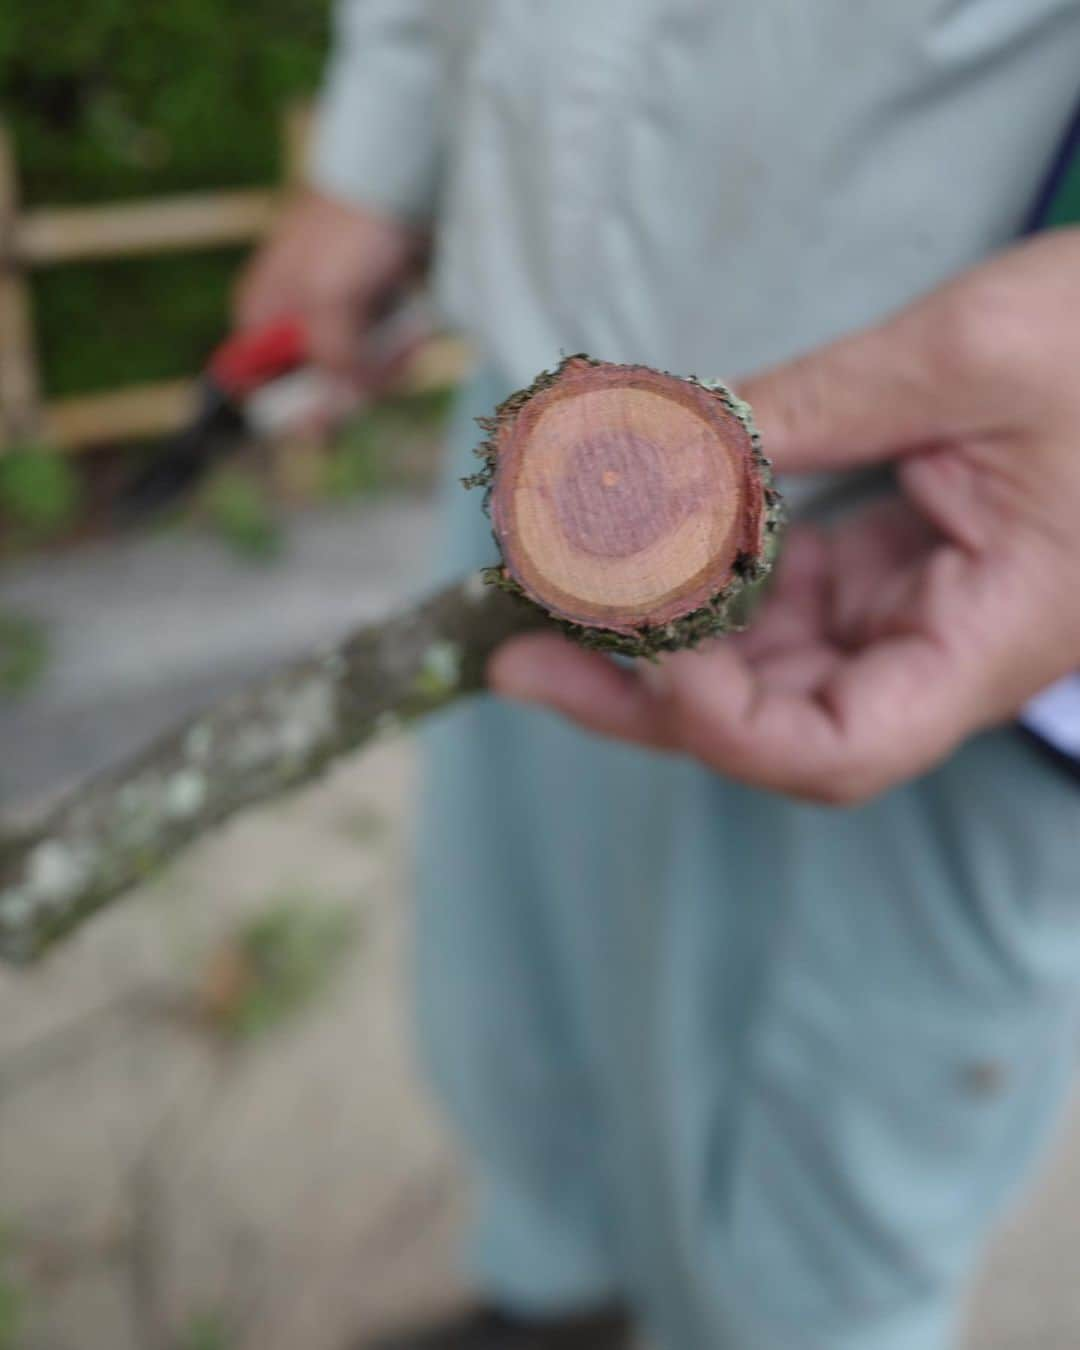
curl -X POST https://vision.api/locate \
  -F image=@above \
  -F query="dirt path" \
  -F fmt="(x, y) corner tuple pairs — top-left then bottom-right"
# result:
(2, 503), (1078, 1349)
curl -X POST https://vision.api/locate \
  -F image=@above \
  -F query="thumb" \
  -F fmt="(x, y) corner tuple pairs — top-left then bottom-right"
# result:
(737, 292), (977, 475)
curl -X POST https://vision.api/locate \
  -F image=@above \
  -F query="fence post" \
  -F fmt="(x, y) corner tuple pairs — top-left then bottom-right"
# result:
(282, 99), (313, 194)
(0, 119), (42, 449)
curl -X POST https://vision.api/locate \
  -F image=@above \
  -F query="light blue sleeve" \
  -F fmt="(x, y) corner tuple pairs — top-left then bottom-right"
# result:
(310, 0), (446, 224)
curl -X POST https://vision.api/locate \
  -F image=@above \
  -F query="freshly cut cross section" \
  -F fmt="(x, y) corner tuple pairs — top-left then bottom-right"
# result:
(470, 355), (784, 657)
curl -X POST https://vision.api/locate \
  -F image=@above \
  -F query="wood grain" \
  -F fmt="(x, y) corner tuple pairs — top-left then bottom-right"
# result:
(490, 359), (767, 633)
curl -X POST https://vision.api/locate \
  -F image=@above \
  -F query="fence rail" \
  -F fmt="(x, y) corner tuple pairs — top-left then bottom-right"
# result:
(15, 189), (280, 267)
(0, 102), (465, 454)
(0, 108), (309, 453)
(42, 380), (198, 451)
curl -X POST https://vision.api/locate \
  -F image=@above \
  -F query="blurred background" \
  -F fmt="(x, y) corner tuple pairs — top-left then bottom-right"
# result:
(1, 4), (1080, 1349)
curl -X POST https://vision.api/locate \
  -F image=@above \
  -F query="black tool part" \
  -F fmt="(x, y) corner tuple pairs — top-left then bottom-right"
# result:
(113, 380), (244, 526)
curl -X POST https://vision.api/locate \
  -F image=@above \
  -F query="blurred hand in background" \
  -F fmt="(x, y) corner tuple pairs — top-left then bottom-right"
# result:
(233, 189), (426, 394)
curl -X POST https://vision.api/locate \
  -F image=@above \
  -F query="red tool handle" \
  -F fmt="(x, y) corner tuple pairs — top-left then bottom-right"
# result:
(208, 316), (309, 397)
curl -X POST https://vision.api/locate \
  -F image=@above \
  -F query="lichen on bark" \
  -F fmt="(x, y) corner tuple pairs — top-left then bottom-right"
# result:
(0, 577), (548, 964)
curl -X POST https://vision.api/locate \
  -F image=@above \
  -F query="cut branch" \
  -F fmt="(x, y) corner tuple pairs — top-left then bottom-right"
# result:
(470, 356), (783, 657)
(0, 356), (785, 965)
(0, 578), (548, 964)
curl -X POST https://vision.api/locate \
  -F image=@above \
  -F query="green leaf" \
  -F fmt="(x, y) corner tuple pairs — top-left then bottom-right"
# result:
(1, 0), (331, 396)
(0, 447), (79, 538)
(0, 610), (50, 698)
(179, 1310), (233, 1350)
(200, 468), (282, 562)
(207, 898), (358, 1041)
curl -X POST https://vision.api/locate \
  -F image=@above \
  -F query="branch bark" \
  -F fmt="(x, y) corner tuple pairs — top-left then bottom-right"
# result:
(1, 357), (785, 966)
(0, 575), (548, 965)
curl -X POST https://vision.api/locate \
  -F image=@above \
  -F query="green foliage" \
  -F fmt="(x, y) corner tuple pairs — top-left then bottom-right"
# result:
(0, 1227), (24, 1350)
(0, 611), (49, 698)
(179, 1310), (233, 1350)
(0, 0), (331, 396)
(323, 433), (388, 502)
(200, 467), (281, 562)
(1044, 128), (1080, 230)
(324, 388), (455, 501)
(35, 250), (244, 398)
(0, 1283), (20, 1350)
(399, 384), (456, 431)
(0, 446), (80, 540)
(0, 4), (329, 206)
(213, 899), (357, 1041)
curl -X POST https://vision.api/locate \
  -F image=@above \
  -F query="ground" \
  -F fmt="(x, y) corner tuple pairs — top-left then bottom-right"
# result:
(1, 499), (1079, 1350)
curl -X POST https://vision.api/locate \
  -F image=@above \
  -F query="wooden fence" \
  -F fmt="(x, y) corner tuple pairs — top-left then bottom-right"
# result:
(0, 103), (466, 453)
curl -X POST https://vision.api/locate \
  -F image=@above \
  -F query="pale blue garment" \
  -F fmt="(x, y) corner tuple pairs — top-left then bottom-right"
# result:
(417, 371), (1080, 1350)
(311, 3), (1080, 1346)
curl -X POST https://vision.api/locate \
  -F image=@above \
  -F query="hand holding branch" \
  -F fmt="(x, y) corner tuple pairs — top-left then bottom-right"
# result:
(493, 231), (1080, 803)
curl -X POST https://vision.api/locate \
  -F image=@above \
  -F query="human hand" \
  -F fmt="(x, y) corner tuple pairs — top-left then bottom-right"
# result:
(490, 230), (1080, 803)
(233, 189), (425, 391)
